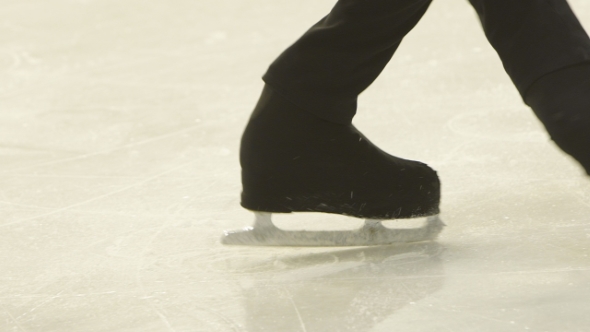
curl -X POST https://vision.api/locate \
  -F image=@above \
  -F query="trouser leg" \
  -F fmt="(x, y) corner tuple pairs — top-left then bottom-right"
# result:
(241, 0), (441, 216)
(468, 0), (590, 98)
(262, 0), (433, 125)
(469, 0), (590, 174)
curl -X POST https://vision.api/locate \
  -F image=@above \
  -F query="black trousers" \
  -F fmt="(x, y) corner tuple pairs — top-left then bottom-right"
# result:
(262, 0), (590, 125)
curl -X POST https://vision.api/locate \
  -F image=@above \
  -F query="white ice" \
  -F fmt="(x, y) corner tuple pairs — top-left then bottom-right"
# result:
(1, 0), (590, 331)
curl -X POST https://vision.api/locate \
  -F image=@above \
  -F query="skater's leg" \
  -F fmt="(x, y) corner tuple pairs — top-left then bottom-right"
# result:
(525, 63), (590, 175)
(468, 0), (590, 97)
(468, 0), (590, 174)
(241, 0), (440, 219)
(263, 0), (433, 125)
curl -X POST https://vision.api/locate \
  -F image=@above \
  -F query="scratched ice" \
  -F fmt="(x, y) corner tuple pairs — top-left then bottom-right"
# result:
(1, 0), (590, 331)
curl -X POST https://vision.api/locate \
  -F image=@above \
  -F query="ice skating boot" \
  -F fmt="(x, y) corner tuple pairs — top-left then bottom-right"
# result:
(222, 85), (443, 246)
(240, 85), (440, 219)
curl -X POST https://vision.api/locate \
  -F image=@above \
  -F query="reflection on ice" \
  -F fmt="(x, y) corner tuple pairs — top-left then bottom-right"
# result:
(239, 243), (445, 331)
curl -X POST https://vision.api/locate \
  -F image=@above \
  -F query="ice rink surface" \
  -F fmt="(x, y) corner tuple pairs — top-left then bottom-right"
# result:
(1, 0), (590, 331)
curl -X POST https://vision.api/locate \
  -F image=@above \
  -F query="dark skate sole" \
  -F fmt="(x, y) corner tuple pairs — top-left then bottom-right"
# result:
(240, 192), (440, 220)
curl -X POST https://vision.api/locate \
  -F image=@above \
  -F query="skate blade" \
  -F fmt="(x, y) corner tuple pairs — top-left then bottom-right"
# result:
(221, 212), (445, 247)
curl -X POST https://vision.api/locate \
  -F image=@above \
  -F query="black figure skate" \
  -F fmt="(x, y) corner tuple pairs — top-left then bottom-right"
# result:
(222, 86), (444, 246)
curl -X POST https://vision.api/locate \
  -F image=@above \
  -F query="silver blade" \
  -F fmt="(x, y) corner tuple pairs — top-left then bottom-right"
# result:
(221, 212), (445, 247)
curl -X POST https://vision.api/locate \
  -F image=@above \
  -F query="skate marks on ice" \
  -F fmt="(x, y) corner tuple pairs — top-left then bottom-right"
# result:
(234, 242), (445, 332)
(221, 212), (445, 246)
